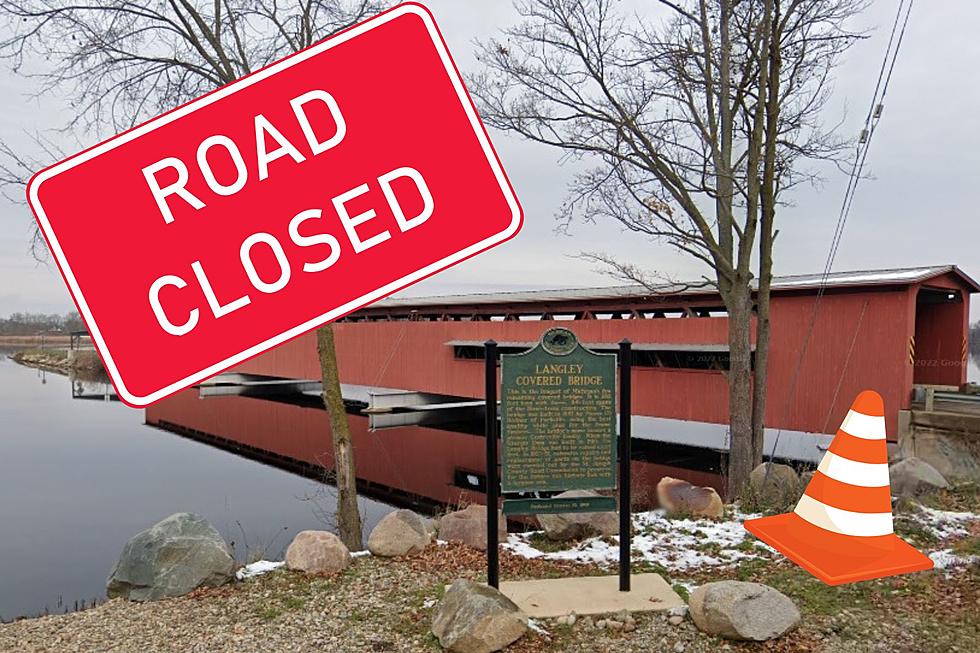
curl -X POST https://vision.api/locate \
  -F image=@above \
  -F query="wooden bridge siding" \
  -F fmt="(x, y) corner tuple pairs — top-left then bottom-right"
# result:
(237, 318), (739, 425)
(763, 287), (912, 439)
(233, 278), (974, 441)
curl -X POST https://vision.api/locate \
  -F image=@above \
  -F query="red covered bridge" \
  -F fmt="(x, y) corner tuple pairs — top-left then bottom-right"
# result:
(145, 264), (977, 507)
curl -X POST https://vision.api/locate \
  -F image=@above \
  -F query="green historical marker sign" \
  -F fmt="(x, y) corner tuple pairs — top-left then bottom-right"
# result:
(500, 327), (617, 493)
(502, 495), (617, 516)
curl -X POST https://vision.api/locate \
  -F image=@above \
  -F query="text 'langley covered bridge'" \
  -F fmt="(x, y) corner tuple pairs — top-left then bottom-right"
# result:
(146, 265), (977, 506)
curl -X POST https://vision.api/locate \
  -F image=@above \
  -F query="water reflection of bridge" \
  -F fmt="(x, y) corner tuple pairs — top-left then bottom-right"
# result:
(70, 370), (118, 402)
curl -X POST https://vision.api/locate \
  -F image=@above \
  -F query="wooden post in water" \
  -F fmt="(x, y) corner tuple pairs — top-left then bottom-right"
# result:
(619, 339), (632, 592)
(484, 339), (500, 589)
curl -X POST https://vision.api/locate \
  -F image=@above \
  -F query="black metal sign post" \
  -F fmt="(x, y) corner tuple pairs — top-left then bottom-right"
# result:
(485, 332), (631, 592)
(484, 339), (500, 589)
(618, 339), (632, 592)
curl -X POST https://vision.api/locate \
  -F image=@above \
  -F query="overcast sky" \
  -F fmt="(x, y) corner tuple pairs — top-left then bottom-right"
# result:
(0, 0), (977, 321)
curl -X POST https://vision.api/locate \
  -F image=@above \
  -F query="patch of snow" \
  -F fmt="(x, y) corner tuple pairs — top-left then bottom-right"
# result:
(928, 548), (979, 570)
(505, 508), (770, 573)
(236, 560), (285, 580)
(672, 581), (697, 597)
(504, 505), (980, 576)
(527, 619), (550, 636)
(351, 550), (372, 558)
(915, 506), (978, 540)
(422, 598), (438, 609)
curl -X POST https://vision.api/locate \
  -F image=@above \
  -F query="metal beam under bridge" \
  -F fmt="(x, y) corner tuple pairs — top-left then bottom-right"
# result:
(197, 373), (834, 463)
(197, 373), (484, 430)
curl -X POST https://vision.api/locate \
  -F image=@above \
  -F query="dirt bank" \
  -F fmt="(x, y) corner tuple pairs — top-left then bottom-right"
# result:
(8, 348), (106, 378)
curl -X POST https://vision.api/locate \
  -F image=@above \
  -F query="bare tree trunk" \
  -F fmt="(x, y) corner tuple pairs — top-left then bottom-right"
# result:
(316, 324), (363, 550)
(752, 243), (772, 465)
(752, 0), (780, 467)
(727, 285), (755, 498)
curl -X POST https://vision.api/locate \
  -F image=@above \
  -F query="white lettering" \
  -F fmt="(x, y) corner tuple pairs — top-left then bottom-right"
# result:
(289, 89), (347, 155)
(240, 233), (291, 293)
(142, 157), (206, 225)
(148, 275), (199, 336)
(191, 260), (251, 318)
(254, 114), (306, 181)
(288, 209), (342, 273)
(333, 183), (391, 254)
(196, 135), (248, 196)
(378, 166), (433, 232)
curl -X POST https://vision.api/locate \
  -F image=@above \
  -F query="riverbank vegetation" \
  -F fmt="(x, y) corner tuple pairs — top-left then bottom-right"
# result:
(9, 348), (106, 378)
(0, 311), (83, 336)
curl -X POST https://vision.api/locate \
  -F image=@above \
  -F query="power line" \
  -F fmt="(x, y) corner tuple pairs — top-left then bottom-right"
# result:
(765, 0), (915, 465)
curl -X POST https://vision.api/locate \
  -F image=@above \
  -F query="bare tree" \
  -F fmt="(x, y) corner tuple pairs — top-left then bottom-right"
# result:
(472, 0), (865, 496)
(0, 0), (390, 548)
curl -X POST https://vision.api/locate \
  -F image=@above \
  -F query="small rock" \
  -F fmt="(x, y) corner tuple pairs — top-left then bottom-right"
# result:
(596, 619), (607, 629)
(285, 531), (351, 574)
(624, 621), (636, 632)
(582, 616), (595, 629)
(669, 615), (684, 626)
(367, 509), (431, 557)
(431, 579), (527, 653)
(689, 581), (800, 641)
(656, 477), (724, 518)
(567, 612), (577, 626)
(749, 463), (800, 501)
(438, 505), (507, 551)
(889, 457), (949, 498)
(606, 619), (623, 631)
(673, 642), (686, 653)
(106, 512), (235, 601)
(536, 490), (619, 541)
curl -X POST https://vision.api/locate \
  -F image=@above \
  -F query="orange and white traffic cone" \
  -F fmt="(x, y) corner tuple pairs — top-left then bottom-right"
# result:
(744, 390), (933, 585)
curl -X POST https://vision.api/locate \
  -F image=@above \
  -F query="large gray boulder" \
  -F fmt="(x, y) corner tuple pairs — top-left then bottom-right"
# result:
(657, 477), (724, 519)
(890, 457), (949, 498)
(439, 505), (507, 551)
(368, 509), (431, 557)
(106, 513), (235, 602)
(431, 579), (528, 653)
(901, 425), (980, 483)
(689, 581), (800, 641)
(536, 490), (619, 541)
(749, 463), (800, 502)
(285, 530), (351, 574)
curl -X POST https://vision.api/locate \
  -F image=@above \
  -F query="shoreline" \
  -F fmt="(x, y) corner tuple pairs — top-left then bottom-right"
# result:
(1, 500), (978, 652)
(8, 348), (107, 379)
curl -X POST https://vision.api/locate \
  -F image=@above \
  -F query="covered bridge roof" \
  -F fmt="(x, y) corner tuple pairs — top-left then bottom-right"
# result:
(372, 265), (979, 310)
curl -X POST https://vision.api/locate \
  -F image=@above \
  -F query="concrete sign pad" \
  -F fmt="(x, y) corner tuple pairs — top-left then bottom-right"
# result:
(498, 574), (684, 618)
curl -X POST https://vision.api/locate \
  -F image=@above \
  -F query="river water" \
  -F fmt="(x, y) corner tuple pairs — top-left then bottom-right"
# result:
(0, 350), (393, 621)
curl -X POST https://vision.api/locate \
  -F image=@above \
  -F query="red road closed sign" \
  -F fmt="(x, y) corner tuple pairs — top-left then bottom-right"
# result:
(27, 4), (522, 407)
